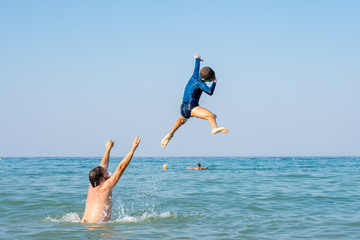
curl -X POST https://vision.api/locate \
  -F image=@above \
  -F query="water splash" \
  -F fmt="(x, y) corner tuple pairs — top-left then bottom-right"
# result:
(44, 212), (81, 223)
(114, 211), (175, 223)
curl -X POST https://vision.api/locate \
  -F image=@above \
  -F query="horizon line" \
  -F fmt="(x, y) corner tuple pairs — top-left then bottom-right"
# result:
(2, 155), (360, 158)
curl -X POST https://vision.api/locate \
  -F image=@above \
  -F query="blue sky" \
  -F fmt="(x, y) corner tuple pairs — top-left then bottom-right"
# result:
(1, 0), (359, 157)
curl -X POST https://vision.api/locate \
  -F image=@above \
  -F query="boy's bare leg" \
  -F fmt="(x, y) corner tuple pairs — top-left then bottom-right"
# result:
(161, 116), (187, 148)
(191, 106), (229, 134)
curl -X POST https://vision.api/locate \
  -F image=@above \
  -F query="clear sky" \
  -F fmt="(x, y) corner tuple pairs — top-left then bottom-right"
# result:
(1, 0), (359, 157)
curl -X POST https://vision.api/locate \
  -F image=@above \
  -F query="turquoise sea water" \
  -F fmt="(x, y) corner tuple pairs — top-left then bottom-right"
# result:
(1, 157), (360, 239)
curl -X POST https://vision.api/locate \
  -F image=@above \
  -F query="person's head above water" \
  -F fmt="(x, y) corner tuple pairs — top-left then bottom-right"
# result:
(200, 67), (215, 82)
(187, 163), (208, 170)
(89, 166), (111, 188)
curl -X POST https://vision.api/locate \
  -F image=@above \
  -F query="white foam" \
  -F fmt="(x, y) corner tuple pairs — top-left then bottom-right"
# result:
(114, 211), (175, 223)
(44, 210), (203, 224)
(44, 212), (81, 223)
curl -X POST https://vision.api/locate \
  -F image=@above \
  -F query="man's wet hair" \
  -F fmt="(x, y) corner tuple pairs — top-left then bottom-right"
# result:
(89, 166), (106, 188)
(200, 67), (215, 80)
(197, 163), (201, 167)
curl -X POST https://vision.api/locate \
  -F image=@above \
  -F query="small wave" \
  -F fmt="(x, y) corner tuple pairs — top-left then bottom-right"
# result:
(44, 211), (203, 224)
(114, 211), (175, 223)
(113, 211), (204, 223)
(44, 212), (81, 223)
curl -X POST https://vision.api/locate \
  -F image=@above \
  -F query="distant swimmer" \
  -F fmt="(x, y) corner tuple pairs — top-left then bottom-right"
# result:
(187, 163), (208, 170)
(161, 55), (229, 148)
(81, 137), (141, 223)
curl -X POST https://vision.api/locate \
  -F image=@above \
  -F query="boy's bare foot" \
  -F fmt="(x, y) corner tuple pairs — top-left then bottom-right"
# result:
(211, 127), (229, 134)
(161, 134), (173, 148)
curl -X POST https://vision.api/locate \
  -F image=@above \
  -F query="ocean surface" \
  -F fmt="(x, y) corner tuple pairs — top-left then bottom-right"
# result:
(1, 157), (360, 239)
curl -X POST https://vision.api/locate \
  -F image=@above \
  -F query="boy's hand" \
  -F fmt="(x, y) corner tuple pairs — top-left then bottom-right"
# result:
(105, 140), (115, 151)
(193, 54), (204, 61)
(132, 136), (141, 151)
(213, 76), (217, 83)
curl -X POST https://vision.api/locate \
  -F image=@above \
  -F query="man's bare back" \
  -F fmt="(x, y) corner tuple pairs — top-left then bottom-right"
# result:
(81, 185), (113, 223)
(81, 137), (141, 223)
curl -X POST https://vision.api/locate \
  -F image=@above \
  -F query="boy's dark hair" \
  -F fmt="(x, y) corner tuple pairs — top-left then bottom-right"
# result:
(200, 67), (215, 80)
(197, 163), (201, 167)
(89, 166), (106, 188)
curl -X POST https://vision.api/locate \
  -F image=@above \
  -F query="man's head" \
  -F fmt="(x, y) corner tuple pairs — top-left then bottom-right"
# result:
(89, 166), (110, 188)
(197, 163), (201, 168)
(200, 67), (215, 81)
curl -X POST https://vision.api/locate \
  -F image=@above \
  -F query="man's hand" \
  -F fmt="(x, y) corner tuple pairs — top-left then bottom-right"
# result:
(193, 54), (204, 61)
(213, 76), (217, 83)
(100, 140), (114, 169)
(132, 136), (141, 151)
(105, 140), (115, 151)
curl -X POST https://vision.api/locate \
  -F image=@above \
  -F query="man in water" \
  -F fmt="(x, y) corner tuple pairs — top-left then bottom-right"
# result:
(161, 55), (229, 148)
(187, 163), (208, 170)
(81, 137), (141, 223)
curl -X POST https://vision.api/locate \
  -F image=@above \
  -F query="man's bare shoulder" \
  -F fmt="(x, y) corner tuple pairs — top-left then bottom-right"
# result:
(86, 184), (111, 196)
(98, 179), (116, 193)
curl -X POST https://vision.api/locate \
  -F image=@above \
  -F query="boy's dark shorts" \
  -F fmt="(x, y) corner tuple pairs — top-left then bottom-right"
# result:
(180, 101), (199, 119)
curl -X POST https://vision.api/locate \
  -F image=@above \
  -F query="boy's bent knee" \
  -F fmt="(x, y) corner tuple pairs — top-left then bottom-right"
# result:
(179, 118), (187, 124)
(208, 113), (216, 119)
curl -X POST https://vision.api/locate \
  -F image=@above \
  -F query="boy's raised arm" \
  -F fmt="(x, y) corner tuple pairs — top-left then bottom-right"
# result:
(192, 54), (203, 75)
(102, 137), (141, 190)
(100, 140), (114, 169)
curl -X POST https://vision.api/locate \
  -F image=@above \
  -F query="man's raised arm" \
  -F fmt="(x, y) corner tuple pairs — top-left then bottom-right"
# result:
(100, 140), (115, 169)
(102, 137), (141, 190)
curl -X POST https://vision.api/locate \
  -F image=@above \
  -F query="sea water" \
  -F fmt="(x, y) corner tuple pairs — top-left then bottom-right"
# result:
(1, 157), (359, 239)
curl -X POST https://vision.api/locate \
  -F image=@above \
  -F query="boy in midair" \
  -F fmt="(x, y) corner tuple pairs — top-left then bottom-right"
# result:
(161, 55), (229, 148)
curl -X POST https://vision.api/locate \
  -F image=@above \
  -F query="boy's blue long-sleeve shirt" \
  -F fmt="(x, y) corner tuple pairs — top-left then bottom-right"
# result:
(182, 58), (216, 105)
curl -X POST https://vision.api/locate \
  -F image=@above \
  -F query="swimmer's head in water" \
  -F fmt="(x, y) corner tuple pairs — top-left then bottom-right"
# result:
(200, 67), (215, 82)
(197, 163), (201, 168)
(89, 166), (111, 188)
